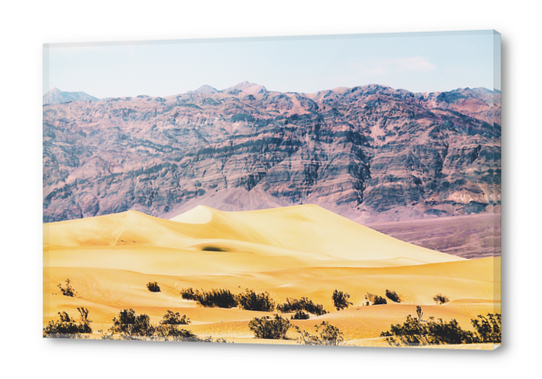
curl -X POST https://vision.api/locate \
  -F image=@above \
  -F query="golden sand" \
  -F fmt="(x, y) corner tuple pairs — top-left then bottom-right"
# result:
(43, 205), (500, 347)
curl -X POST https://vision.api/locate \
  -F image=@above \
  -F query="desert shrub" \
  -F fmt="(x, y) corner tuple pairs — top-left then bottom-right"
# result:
(57, 278), (76, 297)
(385, 289), (401, 303)
(155, 325), (199, 340)
(202, 246), (227, 252)
(380, 314), (473, 346)
(380, 309), (503, 346)
(332, 290), (352, 311)
(416, 305), (423, 321)
(180, 287), (199, 301)
(199, 289), (238, 308)
(160, 310), (190, 325)
(43, 307), (92, 337)
(236, 289), (275, 311)
(366, 293), (387, 305)
(248, 314), (291, 339)
(291, 310), (310, 320)
(471, 314), (501, 343)
(146, 282), (161, 292)
(295, 321), (344, 346)
(277, 297), (327, 316)
(180, 288), (237, 308)
(109, 309), (155, 338)
(433, 293), (449, 305)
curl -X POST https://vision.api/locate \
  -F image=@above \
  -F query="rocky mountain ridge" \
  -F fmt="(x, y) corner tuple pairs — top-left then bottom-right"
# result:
(43, 83), (501, 223)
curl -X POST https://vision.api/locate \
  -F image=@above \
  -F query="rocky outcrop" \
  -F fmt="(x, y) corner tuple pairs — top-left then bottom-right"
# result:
(43, 83), (501, 223)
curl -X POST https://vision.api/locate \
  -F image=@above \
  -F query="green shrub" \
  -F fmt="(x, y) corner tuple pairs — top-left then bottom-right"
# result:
(160, 310), (190, 325)
(291, 310), (310, 320)
(295, 321), (344, 346)
(237, 289), (275, 311)
(146, 282), (161, 292)
(43, 307), (92, 337)
(248, 314), (291, 339)
(366, 293), (387, 305)
(433, 293), (449, 305)
(332, 290), (352, 311)
(385, 289), (401, 303)
(277, 297), (327, 316)
(57, 278), (76, 297)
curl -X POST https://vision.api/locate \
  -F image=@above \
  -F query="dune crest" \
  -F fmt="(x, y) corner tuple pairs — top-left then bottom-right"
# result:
(170, 205), (213, 224)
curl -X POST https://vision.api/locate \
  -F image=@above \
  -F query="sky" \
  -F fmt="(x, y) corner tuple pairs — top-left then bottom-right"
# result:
(43, 30), (500, 99)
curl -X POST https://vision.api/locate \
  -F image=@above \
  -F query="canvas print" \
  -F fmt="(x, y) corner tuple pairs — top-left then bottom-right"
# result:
(43, 30), (501, 348)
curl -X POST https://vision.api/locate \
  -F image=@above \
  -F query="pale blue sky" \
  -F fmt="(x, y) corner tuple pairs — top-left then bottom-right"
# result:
(43, 30), (500, 98)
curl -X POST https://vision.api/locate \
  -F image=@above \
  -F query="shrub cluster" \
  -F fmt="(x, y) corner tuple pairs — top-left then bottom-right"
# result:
(248, 314), (291, 339)
(332, 290), (352, 311)
(277, 297), (327, 316)
(159, 310), (190, 325)
(385, 289), (401, 303)
(146, 282), (161, 292)
(433, 293), (450, 305)
(291, 310), (310, 320)
(57, 279), (76, 297)
(380, 310), (501, 346)
(43, 307), (92, 337)
(236, 289), (275, 311)
(295, 321), (344, 346)
(366, 293), (387, 305)
(108, 308), (202, 341)
(180, 288), (238, 308)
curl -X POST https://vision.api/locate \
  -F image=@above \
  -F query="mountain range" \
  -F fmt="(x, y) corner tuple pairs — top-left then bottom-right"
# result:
(43, 82), (501, 223)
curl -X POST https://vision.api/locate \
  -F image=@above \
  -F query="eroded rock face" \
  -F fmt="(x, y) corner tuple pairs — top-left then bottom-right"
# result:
(43, 84), (501, 223)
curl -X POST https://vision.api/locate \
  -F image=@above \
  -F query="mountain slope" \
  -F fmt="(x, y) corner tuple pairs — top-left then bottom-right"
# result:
(43, 83), (500, 223)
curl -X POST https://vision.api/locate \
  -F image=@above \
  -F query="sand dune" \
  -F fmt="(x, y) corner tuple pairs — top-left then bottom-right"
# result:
(43, 205), (499, 348)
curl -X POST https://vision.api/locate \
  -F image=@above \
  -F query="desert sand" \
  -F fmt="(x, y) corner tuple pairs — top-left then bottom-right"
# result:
(43, 205), (500, 348)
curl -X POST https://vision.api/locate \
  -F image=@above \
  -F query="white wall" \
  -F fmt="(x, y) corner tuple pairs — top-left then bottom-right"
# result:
(1, 1), (537, 377)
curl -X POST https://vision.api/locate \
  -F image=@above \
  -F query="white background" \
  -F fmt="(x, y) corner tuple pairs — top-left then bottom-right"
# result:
(0, 0), (538, 377)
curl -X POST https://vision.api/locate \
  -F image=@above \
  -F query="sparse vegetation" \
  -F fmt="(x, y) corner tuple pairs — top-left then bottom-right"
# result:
(57, 278), (76, 297)
(332, 290), (352, 311)
(109, 308), (155, 338)
(380, 309), (501, 346)
(43, 307), (92, 337)
(277, 297), (327, 316)
(236, 289), (275, 311)
(180, 287), (198, 301)
(366, 292), (387, 305)
(433, 293), (450, 305)
(291, 310), (310, 320)
(159, 310), (190, 325)
(471, 313), (501, 343)
(180, 288), (238, 308)
(385, 289), (401, 303)
(295, 321), (344, 346)
(146, 281), (161, 292)
(248, 314), (291, 339)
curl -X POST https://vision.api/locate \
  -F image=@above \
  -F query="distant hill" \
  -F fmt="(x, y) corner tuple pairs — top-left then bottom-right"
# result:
(43, 82), (501, 223)
(43, 87), (99, 105)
